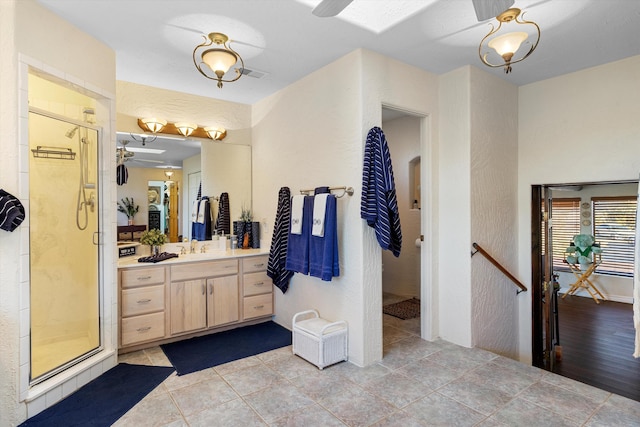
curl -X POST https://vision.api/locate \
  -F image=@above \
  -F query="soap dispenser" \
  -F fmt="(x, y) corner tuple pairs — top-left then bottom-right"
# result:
(219, 233), (227, 251)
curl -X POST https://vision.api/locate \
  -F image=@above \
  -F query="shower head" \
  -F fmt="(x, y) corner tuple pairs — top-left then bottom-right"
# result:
(83, 108), (95, 115)
(65, 126), (79, 138)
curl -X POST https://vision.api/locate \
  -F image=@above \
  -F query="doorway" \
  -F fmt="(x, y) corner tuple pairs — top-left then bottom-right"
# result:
(381, 108), (423, 343)
(531, 181), (640, 401)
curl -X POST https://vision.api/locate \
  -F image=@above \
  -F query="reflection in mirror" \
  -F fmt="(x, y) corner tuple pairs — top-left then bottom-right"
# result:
(116, 132), (251, 243)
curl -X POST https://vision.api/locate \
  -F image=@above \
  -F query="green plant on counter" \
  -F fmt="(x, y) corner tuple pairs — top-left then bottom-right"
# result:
(117, 197), (139, 219)
(239, 205), (253, 223)
(139, 228), (167, 247)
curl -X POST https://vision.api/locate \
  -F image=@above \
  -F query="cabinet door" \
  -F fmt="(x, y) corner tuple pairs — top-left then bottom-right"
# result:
(207, 276), (239, 327)
(170, 279), (207, 334)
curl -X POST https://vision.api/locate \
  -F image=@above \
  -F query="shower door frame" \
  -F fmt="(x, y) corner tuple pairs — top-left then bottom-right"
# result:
(27, 107), (105, 386)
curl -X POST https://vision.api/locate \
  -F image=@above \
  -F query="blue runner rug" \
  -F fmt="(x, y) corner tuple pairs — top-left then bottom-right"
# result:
(20, 363), (174, 426)
(161, 321), (292, 375)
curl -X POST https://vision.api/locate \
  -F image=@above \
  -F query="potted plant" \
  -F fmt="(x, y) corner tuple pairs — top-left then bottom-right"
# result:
(117, 197), (139, 225)
(139, 228), (167, 256)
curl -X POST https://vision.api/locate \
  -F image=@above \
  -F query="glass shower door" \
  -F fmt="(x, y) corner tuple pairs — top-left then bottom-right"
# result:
(29, 111), (101, 383)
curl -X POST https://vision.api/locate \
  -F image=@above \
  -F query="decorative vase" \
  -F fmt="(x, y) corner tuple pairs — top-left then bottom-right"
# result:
(152, 245), (161, 256)
(128, 217), (134, 225)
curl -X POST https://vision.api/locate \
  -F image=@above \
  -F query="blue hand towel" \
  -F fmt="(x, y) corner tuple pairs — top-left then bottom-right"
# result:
(285, 195), (313, 274)
(309, 194), (339, 281)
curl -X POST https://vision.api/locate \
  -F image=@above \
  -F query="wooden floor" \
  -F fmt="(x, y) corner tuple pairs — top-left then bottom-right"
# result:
(553, 294), (640, 402)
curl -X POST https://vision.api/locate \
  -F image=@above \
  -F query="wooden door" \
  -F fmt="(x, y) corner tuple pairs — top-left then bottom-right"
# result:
(207, 276), (239, 327)
(170, 280), (207, 334)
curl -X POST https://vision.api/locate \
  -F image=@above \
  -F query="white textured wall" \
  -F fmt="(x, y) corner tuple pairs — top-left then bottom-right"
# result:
(253, 49), (439, 366)
(438, 67), (473, 347)
(469, 67), (519, 357)
(1, 1), (116, 424)
(517, 55), (640, 363)
(381, 116), (421, 298)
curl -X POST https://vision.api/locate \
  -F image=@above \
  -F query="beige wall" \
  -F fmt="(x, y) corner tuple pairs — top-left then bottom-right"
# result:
(253, 49), (440, 366)
(517, 55), (640, 363)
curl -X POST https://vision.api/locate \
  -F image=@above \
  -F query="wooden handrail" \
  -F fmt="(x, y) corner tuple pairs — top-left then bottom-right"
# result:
(471, 242), (528, 294)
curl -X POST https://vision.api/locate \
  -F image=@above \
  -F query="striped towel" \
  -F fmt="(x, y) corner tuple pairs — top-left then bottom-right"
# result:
(268, 187), (294, 293)
(361, 126), (402, 257)
(0, 189), (25, 232)
(215, 192), (230, 235)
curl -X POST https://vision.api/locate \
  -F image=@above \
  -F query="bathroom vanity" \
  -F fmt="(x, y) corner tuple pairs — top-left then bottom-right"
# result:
(117, 249), (272, 352)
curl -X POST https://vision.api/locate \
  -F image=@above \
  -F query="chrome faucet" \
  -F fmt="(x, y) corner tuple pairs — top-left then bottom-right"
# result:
(200, 244), (209, 253)
(177, 245), (187, 255)
(190, 239), (198, 254)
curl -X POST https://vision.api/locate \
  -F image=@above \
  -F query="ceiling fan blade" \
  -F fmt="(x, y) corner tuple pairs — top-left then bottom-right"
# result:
(312, 0), (354, 17)
(471, 0), (514, 21)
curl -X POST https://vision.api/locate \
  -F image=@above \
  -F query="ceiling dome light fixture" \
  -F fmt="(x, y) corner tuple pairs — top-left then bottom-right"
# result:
(479, 8), (540, 74)
(193, 32), (245, 88)
(204, 127), (227, 141)
(174, 122), (198, 137)
(140, 117), (167, 133)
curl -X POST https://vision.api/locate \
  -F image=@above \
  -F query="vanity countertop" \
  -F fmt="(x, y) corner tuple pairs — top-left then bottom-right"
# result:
(118, 247), (268, 269)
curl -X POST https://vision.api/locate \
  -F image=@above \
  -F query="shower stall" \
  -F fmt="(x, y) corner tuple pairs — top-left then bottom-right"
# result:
(28, 109), (101, 383)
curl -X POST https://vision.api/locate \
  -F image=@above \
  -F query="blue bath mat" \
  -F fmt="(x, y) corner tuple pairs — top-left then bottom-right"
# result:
(161, 321), (292, 375)
(20, 363), (174, 426)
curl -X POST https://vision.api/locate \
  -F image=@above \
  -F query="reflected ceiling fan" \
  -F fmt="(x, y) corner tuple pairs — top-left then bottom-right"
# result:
(116, 140), (163, 165)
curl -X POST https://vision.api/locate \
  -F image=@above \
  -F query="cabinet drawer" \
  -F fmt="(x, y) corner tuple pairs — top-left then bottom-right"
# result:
(243, 293), (273, 320)
(171, 259), (238, 281)
(122, 285), (165, 317)
(121, 312), (165, 346)
(243, 271), (272, 296)
(242, 255), (268, 273)
(121, 267), (165, 288)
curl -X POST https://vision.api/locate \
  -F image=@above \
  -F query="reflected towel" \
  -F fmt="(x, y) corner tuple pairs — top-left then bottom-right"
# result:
(290, 195), (305, 235)
(197, 198), (206, 223)
(191, 200), (199, 222)
(312, 194), (329, 237)
(214, 192), (230, 235)
(285, 195), (312, 274)
(309, 194), (339, 281)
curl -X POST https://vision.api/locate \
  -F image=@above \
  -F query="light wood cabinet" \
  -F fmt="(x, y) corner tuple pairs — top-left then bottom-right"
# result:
(119, 266), (167, 348)
(170, 279), (207, 335)
(207, 276), (239, 327)
(170, 259), (239, 336)
(241, 255), (273, 320)
(119, 253), (272, 352)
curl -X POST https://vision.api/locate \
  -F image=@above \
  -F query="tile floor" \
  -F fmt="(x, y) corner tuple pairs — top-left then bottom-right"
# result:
(113, 301), (640, 426)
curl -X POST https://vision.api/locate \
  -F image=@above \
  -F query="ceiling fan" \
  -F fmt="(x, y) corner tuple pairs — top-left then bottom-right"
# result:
(312, 0), (353, 17)
(117, 140), (163, 165)
(471, 0), (515, 21)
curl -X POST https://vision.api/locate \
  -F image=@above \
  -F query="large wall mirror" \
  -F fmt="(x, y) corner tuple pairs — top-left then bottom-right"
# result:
(116, 132), (251, 242)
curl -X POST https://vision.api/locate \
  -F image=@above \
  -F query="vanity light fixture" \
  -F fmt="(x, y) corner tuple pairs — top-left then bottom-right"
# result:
(140, 117), (167, 133)
(174, 122), (198, 137)
(193, 32), (245, 88)
(136, 118), (228, 141)
(478, 8), (540, 74)
(204, 127), (227, 141)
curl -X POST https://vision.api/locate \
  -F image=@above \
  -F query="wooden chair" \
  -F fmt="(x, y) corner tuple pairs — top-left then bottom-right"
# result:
(562, 238), (606, 304)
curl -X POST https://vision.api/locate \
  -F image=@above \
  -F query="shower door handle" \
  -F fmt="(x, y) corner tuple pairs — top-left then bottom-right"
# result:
(93, 232), (101, 245)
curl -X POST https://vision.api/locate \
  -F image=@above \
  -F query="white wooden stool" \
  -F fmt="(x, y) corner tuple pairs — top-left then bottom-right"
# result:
(292, 310), (348, 369)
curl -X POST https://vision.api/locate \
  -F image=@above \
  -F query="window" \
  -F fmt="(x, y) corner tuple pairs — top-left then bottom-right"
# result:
(549, 198), (581, 271)
(592, 196), (637, 277)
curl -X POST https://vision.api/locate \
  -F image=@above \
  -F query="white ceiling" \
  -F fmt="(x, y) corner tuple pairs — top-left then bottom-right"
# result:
(37, 0), (640, 166)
